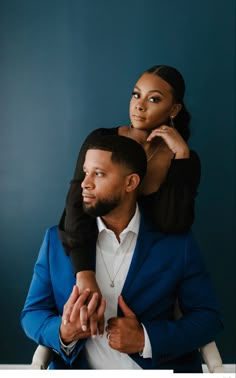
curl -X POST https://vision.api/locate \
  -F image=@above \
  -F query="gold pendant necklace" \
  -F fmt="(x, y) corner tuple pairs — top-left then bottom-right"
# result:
(97, 234), (135, 288)
(146, 143), (162, 162)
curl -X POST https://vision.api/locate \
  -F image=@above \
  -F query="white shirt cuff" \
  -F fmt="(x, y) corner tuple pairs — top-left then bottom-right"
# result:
(139, 324), (152, 358)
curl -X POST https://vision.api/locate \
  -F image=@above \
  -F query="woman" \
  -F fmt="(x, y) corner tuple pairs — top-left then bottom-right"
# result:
(57, 65), (223, 371)
(59, 65), (201, 285)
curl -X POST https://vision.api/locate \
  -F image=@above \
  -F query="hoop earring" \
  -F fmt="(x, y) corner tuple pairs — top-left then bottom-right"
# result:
(170, 116), (175, 128)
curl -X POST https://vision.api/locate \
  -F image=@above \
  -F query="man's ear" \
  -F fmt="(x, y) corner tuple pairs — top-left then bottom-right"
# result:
(126, 173), (140, 192)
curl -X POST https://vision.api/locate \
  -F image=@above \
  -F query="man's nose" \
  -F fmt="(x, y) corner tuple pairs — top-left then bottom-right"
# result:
(81, 174), (94, 189)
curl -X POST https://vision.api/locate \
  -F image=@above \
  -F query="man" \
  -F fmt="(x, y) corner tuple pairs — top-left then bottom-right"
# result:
(21, 135), (222, 371)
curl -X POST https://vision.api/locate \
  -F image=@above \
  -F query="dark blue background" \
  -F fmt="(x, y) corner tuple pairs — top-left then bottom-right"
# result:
(0, 0), (235, 364)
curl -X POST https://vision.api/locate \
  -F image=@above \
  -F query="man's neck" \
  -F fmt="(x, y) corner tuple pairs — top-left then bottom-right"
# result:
(101, 203), (137, 241)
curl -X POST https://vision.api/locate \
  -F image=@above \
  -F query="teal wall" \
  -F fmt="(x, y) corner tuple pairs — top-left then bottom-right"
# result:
(0, 0), (235, 364)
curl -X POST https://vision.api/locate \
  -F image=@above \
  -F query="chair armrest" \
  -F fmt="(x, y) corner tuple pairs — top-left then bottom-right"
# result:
(31, 345), (53, 369)
(200, 341), (225, 373)
(174, 300), (225, 373)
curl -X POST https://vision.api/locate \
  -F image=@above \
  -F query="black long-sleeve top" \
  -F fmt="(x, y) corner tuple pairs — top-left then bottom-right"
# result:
(58, 127), (201, 274)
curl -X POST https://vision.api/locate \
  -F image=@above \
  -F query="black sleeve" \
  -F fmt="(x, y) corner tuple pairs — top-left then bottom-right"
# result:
(139, 150), (201, 233)
(58, 128), (116, 274)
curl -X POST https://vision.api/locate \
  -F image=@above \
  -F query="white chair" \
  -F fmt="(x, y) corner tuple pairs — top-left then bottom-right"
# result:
(200, 342), (225, 373)
(173, 300), (225, 373)
(31, 344), (53, 369)
(31, 341), (224, 372)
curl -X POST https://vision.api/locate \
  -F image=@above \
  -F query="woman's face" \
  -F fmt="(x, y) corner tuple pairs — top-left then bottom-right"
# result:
(129, 73), (178, 130)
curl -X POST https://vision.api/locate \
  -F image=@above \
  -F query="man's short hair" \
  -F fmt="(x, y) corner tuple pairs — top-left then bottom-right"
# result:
(87, 135), (147, 183)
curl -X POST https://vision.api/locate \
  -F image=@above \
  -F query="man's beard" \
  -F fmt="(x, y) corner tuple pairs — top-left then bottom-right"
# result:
(83, 197), (120, 217)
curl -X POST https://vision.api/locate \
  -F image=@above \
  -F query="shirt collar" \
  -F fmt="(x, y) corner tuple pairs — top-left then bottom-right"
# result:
(96, 204), (140, 237)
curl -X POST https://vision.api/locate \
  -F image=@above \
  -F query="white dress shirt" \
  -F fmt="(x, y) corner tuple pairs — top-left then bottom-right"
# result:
(85, 205), (152, 369)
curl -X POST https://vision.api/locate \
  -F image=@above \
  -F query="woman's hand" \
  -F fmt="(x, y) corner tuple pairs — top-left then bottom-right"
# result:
(147, 125), (190, 159)
(76, 271), (105, 337)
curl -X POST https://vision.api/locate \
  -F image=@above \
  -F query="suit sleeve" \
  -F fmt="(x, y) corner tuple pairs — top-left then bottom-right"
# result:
(142, 234), (223, 365)
(20, 229), (85, 365)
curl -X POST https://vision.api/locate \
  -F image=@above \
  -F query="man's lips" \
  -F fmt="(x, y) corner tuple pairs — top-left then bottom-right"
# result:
(82, 193), (96, 201)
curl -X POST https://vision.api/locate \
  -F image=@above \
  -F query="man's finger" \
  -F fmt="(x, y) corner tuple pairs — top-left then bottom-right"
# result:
(66, 285), (79, 306)
(97, 297), (106, 336)
(118, 295), (136, 318)
(62, 285), (79, 325)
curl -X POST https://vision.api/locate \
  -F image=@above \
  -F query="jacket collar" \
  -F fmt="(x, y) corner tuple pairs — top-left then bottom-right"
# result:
(121, 213), (164, 299)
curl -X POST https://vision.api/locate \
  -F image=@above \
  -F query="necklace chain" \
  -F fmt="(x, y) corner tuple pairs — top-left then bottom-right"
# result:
(97, 233), (135, 288)
(146, 143), (162, 162)
(128, 126), (162, 162)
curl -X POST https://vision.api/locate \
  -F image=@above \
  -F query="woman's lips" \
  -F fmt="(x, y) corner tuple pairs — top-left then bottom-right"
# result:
(132, 114), (146, 121)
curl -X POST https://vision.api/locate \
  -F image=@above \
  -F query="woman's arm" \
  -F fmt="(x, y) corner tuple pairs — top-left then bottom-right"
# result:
(140, 151), (201, 233)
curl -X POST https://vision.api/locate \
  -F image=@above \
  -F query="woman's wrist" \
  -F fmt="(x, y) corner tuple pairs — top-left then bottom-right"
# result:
(76, 271), (102, 298)
(76, 270), (96, 280)
(174, 146), (190, 159)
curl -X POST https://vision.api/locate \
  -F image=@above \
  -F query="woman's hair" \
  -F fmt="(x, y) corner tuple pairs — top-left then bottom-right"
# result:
(87, 135), (147, 183)
(145, 65), (191, 141)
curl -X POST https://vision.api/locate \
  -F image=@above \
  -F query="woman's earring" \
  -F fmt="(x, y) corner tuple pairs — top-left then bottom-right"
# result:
(170, 116), (175, 128)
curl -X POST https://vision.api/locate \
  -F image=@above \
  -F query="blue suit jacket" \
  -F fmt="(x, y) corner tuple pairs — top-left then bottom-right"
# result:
(21, 215), (223, 371)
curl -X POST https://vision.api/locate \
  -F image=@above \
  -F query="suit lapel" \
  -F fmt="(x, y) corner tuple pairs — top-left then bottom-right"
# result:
(121, 215), (163, 298)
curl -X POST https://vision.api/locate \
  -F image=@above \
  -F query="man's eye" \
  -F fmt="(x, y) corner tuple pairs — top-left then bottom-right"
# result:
(96, 172), (104, 177)
(149, 96), (161, 103)
(132, 91), (139, 99)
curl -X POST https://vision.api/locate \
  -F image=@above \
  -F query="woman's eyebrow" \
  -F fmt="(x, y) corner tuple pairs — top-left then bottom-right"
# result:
(134, 85), (164, 96)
